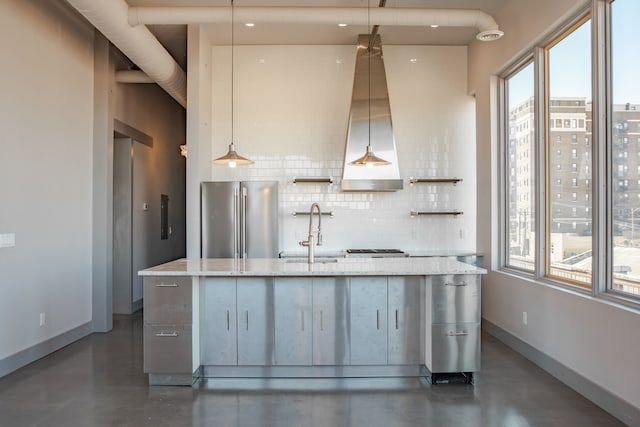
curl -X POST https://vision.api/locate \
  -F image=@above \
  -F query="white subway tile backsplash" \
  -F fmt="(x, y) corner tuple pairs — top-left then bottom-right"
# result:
(209, 45), (476, 253)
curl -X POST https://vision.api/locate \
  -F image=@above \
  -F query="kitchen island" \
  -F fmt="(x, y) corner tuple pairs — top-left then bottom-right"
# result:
(139, 257), (486, 386)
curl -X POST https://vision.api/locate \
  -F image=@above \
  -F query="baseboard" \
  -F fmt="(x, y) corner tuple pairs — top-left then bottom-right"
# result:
(482, 319), (640, 427)
(0, 322), (92, 378)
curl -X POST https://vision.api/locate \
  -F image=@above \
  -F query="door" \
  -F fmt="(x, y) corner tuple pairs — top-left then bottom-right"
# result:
(241, 181), (279, 258)
(350, 277), (388, 365)
(201, 181), (239, 258)
(388, 276), (424, 365)
(274, 278), (313, 365)
(201, 278), (237, 365)
(113, 137), (133, 314)
(312, 277), (350, 365)
(237, 278), (275, 365)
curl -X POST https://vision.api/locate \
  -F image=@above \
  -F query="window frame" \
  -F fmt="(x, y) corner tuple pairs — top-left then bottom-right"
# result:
(498, 0), (640, 307)
(499, 57), (538, 275)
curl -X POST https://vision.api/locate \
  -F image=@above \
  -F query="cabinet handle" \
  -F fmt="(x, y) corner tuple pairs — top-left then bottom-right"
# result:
(155, 332), (178, 337)
(444, 282), (467, 287)
(301, 310), (304, 332)
(155, 283), (178, 288)
(320, 310), (324, 331)
(446, 331), (469, 337)
(376, 309), (380, 330)
(395, 309), (399, 330)
(245, 310), (249, 331)
(226, 310), (230, 330)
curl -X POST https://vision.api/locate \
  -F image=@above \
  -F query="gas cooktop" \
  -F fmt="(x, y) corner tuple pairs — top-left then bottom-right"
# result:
(345, 249), (407, 258)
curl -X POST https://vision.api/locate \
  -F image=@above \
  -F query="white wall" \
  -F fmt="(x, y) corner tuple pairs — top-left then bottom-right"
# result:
(206, 44), (477, 253)
(0, 0), (94, 360)
(468, 0), (640, 414)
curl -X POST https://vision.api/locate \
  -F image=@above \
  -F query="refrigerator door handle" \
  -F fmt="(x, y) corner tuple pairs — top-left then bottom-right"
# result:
(241, 185), (248, 258)
(234, 187), (239, 258)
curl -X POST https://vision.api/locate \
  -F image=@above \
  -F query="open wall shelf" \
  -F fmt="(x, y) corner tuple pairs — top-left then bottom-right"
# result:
(409, 177), (462, 185)
(410, 210), (463, 217)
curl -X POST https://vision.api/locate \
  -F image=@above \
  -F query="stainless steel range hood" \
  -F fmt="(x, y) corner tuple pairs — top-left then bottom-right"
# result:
(342, 34), (403, 192)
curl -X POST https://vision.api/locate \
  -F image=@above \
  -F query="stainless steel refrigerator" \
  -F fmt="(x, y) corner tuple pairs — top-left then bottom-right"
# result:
(201, 181), (279, 258)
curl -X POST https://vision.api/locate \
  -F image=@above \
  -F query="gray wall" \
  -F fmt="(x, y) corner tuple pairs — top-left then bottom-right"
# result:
(468, 0), (640, 415)
(0, 0), (186, 376)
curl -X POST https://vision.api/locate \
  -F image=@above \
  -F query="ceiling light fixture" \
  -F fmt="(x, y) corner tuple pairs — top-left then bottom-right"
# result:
(349, 0), (391, 168)
(213, 0), (254, 168)
(338, 23), (348, 27)
(430, 24), (439, 28)
(245, 22), (255, 27)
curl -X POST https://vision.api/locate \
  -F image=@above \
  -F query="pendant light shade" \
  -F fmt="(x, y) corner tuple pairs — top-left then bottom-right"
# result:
(212, 143), (254, 168)
(212, 0), (253, 167)
(348, 145), (391, 168)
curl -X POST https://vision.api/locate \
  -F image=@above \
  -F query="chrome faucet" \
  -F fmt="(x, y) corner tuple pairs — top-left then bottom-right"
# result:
(299, 202), (322, 264)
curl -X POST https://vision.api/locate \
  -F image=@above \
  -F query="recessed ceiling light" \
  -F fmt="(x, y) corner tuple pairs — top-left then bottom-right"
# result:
(409, 58), (418, 63)
(245, 22), (255, 27)
(338, 23), (348, 27)
(430, 24), (439, 28)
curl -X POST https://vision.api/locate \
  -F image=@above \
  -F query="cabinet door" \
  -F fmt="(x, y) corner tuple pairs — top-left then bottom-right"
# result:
(312, 277), (350, 365)
(143, 276), (191, 325)
(350, 277), (388, 365)
(237, 278), (275, 365)
(388, 277), (424, 365)
(430, 322), (480, 372)
(144, 324), (192, 373)
(201, 278), (237, 365)
(274, 278), (312, 365)
(430, 274), (480, 324)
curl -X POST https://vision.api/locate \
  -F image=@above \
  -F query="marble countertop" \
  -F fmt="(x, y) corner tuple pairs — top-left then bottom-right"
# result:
(139, 257), (487, 277)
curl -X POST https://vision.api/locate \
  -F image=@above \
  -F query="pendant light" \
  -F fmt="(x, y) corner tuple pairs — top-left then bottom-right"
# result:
(349, 0), (391, 168)
(213, 0), (253, 168)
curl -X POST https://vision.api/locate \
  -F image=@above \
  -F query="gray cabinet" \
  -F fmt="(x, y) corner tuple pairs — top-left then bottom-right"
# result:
(237, 278), (275, 365)
(201, 278), (237, 366)
(388, 276), (424, 365)
(143, 276), (192, 383)
(430, 323), (480, 372)
(312, 277), (350, 365)
(350, 277), (388, 365)
(274, 278), (313, 365)
(426, 274), (481, 373)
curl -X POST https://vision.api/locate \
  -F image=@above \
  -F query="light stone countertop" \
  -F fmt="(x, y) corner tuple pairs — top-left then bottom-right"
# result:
(139, 257), (487, 277)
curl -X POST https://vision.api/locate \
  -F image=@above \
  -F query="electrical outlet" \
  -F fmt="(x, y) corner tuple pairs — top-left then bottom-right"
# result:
(39, 312), (46, 327)
(522, 311), (528, 325)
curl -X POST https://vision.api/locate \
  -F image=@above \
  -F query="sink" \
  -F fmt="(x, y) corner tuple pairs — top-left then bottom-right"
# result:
(285, 258), (339, 264)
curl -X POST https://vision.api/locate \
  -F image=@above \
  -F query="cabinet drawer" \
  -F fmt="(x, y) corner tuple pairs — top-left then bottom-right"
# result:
(430, 323), (480, 373)
(143, 324), (192, 374)
(144, 276), (192, 324)
(430, 274), (479, 323)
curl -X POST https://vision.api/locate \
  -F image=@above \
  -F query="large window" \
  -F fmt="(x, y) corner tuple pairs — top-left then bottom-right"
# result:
(505, 63), (535, 271)
(610, 0), (640, 296)
(546, 18), (592, 287)
(500, 1), (640, 304)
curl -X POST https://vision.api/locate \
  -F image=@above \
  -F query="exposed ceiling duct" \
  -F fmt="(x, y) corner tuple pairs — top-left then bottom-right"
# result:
(64, 2), (503, 113)
(127, 6), (504, 41)
(129, 7), (503, 40)
(65, 0), (187, 108)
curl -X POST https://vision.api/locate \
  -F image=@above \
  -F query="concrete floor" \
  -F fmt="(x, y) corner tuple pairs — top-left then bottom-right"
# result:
(0, 313), (625, 427)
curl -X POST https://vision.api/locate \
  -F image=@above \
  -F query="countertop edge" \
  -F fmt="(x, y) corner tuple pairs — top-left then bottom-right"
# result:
(138, 258), (487, 277)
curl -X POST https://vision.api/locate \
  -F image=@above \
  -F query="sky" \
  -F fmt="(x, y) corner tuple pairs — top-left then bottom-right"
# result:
(509, 0), (640, 106)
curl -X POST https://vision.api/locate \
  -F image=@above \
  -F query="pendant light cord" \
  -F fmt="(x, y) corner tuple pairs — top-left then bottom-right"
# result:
(231, 0), (234, 144)
(368, 0), (371, 150)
